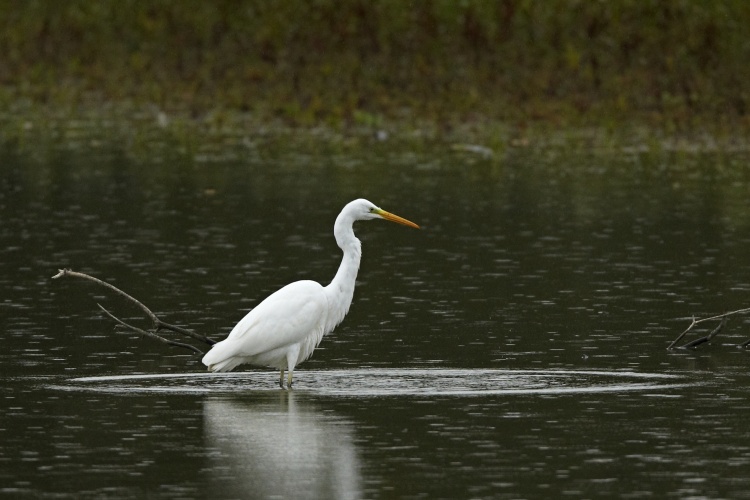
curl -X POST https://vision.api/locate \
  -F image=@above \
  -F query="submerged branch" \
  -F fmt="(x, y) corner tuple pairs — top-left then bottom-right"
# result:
(52, 268), (216, 353)
(668, 307), (750, 350)
(679, 316), (728, 349)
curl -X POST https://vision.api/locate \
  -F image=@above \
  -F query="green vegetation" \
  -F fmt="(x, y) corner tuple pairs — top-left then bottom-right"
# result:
(1, 0), (749, 153)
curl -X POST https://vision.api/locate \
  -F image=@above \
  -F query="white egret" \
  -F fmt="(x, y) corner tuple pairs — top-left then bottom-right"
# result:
(202, 199), (420, 388)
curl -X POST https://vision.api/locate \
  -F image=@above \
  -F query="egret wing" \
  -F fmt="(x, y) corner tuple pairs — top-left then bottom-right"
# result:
(213, 280), (328, 359)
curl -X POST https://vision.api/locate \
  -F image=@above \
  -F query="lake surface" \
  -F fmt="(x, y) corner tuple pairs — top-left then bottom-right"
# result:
(2, 132), (750, 498)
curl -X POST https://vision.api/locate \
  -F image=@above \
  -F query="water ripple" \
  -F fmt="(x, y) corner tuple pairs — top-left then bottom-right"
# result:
(48, 368), (691, 397)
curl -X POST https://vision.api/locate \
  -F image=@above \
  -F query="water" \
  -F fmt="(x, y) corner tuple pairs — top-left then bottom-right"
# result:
(2, 135), (750, 498)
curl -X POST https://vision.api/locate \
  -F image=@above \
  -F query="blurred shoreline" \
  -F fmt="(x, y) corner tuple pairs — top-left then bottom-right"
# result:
(1, 1), (749, 155)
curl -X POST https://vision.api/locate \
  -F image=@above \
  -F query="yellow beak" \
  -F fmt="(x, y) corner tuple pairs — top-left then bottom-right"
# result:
(376, 209), (420, 229)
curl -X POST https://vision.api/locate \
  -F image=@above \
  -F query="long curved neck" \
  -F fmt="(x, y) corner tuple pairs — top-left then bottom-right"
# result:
(324, 212), (362, 330)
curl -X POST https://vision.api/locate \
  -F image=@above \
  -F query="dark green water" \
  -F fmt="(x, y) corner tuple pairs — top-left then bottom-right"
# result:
(2, 136), (750, 498)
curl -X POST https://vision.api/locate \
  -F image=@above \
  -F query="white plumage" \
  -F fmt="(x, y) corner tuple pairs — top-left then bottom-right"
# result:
(201, 198), (419, 388)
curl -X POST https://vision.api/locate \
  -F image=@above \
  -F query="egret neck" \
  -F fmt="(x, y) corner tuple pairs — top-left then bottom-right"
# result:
(324, 206), (363, 332)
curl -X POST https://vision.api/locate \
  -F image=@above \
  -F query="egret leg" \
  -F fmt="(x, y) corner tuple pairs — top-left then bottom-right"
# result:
(279, 370), (285, 389)
(285, 346), (299, 390)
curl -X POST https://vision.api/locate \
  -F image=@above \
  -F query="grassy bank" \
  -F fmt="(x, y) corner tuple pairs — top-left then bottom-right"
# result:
(1, 0), (749, 154)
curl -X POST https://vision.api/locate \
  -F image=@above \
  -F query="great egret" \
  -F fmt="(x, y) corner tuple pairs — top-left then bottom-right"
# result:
(202, 199), (419, 388)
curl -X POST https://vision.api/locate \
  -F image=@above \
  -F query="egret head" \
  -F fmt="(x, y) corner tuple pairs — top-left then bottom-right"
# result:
(350, 199), (420, 228)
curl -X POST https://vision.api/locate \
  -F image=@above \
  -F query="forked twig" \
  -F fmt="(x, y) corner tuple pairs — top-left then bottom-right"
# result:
(52, 268), (216, 354)
(679, 316), (728, 349)
(668, 307), (750, 350)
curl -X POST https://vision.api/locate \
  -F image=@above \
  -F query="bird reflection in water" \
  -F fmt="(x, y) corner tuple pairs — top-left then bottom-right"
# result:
(203, 393), (362, 499)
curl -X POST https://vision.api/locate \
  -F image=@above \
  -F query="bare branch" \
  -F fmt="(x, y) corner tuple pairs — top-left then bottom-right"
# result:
(97, 304), (204, 355)
(679, 316), (728, 349)
(53, 268), (157, 323)
(669, 307), (750, 350)
(157, 320), (217, 345)
(667, 316), (698, 350)
(52, 268), (217, 348)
